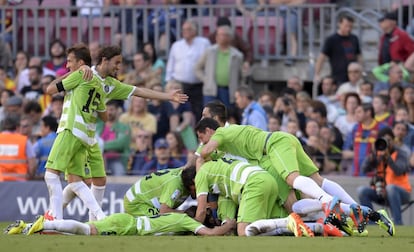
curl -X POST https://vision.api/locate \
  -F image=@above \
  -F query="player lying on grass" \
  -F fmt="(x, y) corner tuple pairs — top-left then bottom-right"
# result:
(5, 207), (236, 236)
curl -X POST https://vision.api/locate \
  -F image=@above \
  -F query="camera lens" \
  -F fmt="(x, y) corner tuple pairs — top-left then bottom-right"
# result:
(375, 138), (388, 151)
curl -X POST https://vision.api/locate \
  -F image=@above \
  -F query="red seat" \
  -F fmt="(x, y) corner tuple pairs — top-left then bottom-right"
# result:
(40, 0), (71, 18)
(230, 16), (251, 39)
(194, 16), (216, 38)
(249, 16), (283, 56)
(88, 17), (119, 45)
(18, 17), (54, 56)
(54, 17), (88, 45)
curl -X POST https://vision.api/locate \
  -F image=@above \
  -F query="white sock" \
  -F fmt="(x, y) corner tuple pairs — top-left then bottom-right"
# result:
(292, 176), (333, 203)
(62, 185), (76, 209)
(339, 203), (351, 215)
(321, 179), (357, 204)
(292, 198), (323, 215)
(44, 171), (63, 219)
(44, 220), (91, 235)
(68, 181), (106, 221)
(89, 184), (106, 221)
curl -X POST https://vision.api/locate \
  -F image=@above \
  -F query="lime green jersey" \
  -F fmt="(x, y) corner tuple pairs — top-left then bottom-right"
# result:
(124, 168), (189, 210)
(211, 125), (269, 161)
(58, 70), (107, 146)
(91, 66), (135, 101)
(195, 159), (265, 203)
(136, 213), (204, 235)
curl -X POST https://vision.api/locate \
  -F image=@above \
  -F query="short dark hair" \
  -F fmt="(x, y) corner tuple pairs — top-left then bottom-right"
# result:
(204, 100), (228, 124)
(181, 166), (196, 192)
(360, 103), (375, 118)
(67, 43), (92, 67)
(311, 100), (327, 118)
(338, 15), (354, 23)
(195, 118), (220, 133)
(29, 65), (43, 75)
(378, 127), (394, 139)
(1, 114), (20, 131)
(97, 45), (122, 65)
(23, 101), (42, 114)
(42, 115), (58, 132)
(106, 99), (120, 108)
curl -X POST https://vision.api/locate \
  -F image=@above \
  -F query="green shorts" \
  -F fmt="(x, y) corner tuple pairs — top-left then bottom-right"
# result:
(217, 196), (237, 220)
(263, 132), (318, 180)
(237, 172), (278, 223)
(123, 196), (159, 217)
(87, 143), (106, 178)
(46, 130), (87, 177)
(91, 213), (137, 235)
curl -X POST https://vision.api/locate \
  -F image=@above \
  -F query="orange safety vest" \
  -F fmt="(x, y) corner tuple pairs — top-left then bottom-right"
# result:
(377, 151), (412, 193)
(0, 132), (28, 181)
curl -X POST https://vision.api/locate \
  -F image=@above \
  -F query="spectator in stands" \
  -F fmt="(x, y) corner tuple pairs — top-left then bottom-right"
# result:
(23, 100), (43, 140)
(295, 91), (312, 119)
(359, 80), (374, 103)
(88, 41), (101, 66)
(373, 94), (394, 127)
(273, 88), (306, 133)
(394, 105), (414, 151)
(378, 11), (414, 66)
(302, 119), (320, 145)
(342, 103), (388, 176)
(336, 62), (364, 96)
(286, 75), (303, 92)
(258, 90), (276, 111)
(403, 85), (414, 123)
(141, 138), (184, 174)
(166, 19), (211, 121)
(270, 0), (304, 66)
(372, 61), (410, 84)
(0, 0), (13, 46)
(317, 76), (337, 106)
(374, 64), (408, 95)
(195, 25), (243, 107)
(16, 56), (55, 93)
(125, 51), (160, 88)
(318, 125), (342, 174)
(358, 127), (411, 225)
(119, 96), (157, 149)
(143, 41), (166, 87)
(166, 131), (188, 164)
(43, 94), (64, 120)
(236, 0), (266, 19)
(114, 0), (141, 58)
(0, 37), (11, 70)
(12, 51), (29, 86)
(0, 114), (36, 181)
(0, 89), (13, 124)
(0, 66), (14, 91)
(315, 15), (362, 84)
(267, 113), (281, 132)
(388, 85), (405, 114)
(208, 16), (253, 77)
(334, 92), (361, 141)
(392, 120), (411, 157)
(147, 83), (174, 141)
(37, 75), (55, 113)
(165, 80), (195, 137)
(21, 66), (44, 100)
(234, 85), (267, 130)
(3, 95), (22, 117)
(129, 128), (153, 175)
(97, 100), (131, 176)
(33, 115), (58, 180)
(44, 39), (67, 73)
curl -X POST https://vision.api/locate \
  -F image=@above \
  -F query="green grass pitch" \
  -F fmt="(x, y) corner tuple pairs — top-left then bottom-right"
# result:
(1, 223), (414, 252)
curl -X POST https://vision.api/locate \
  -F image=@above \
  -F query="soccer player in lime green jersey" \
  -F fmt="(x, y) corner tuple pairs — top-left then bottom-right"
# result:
(124, 168), (194, 217)
(24, 212), (236, 236)
(44, 45), (188, 221)
(193, 159), (284, 236)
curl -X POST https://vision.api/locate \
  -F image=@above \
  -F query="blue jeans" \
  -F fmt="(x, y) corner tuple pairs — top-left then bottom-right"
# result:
(358, 184), (411, 225)
(203, 87), (231, 107)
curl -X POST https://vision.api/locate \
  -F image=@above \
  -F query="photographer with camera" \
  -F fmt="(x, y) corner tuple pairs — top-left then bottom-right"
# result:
(357, 127), (412, 225)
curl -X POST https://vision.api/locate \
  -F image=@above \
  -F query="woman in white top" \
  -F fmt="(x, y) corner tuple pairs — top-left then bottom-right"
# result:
(334, 92), (361, 141)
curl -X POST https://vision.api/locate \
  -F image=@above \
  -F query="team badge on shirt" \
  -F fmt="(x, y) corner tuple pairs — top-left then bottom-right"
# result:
(171, 189), (181, 201)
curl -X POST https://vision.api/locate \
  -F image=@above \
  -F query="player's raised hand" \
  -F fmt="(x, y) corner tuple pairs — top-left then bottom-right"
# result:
(169, 89), (189, 104)
(79, 65), (93, 81)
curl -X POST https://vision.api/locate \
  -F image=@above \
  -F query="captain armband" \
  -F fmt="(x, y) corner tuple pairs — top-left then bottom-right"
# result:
(56, 82), (65, 92)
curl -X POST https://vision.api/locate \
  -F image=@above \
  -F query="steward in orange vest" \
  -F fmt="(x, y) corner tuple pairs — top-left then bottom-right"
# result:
(0, 114), (32, 181)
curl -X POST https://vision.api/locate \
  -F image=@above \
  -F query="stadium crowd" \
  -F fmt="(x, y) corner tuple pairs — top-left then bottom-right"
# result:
(0, 0), (413, 234)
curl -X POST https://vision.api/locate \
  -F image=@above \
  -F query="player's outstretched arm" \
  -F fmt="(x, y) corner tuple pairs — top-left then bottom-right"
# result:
(196, 219), (236, 236)
(132, 86), (188, 103)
